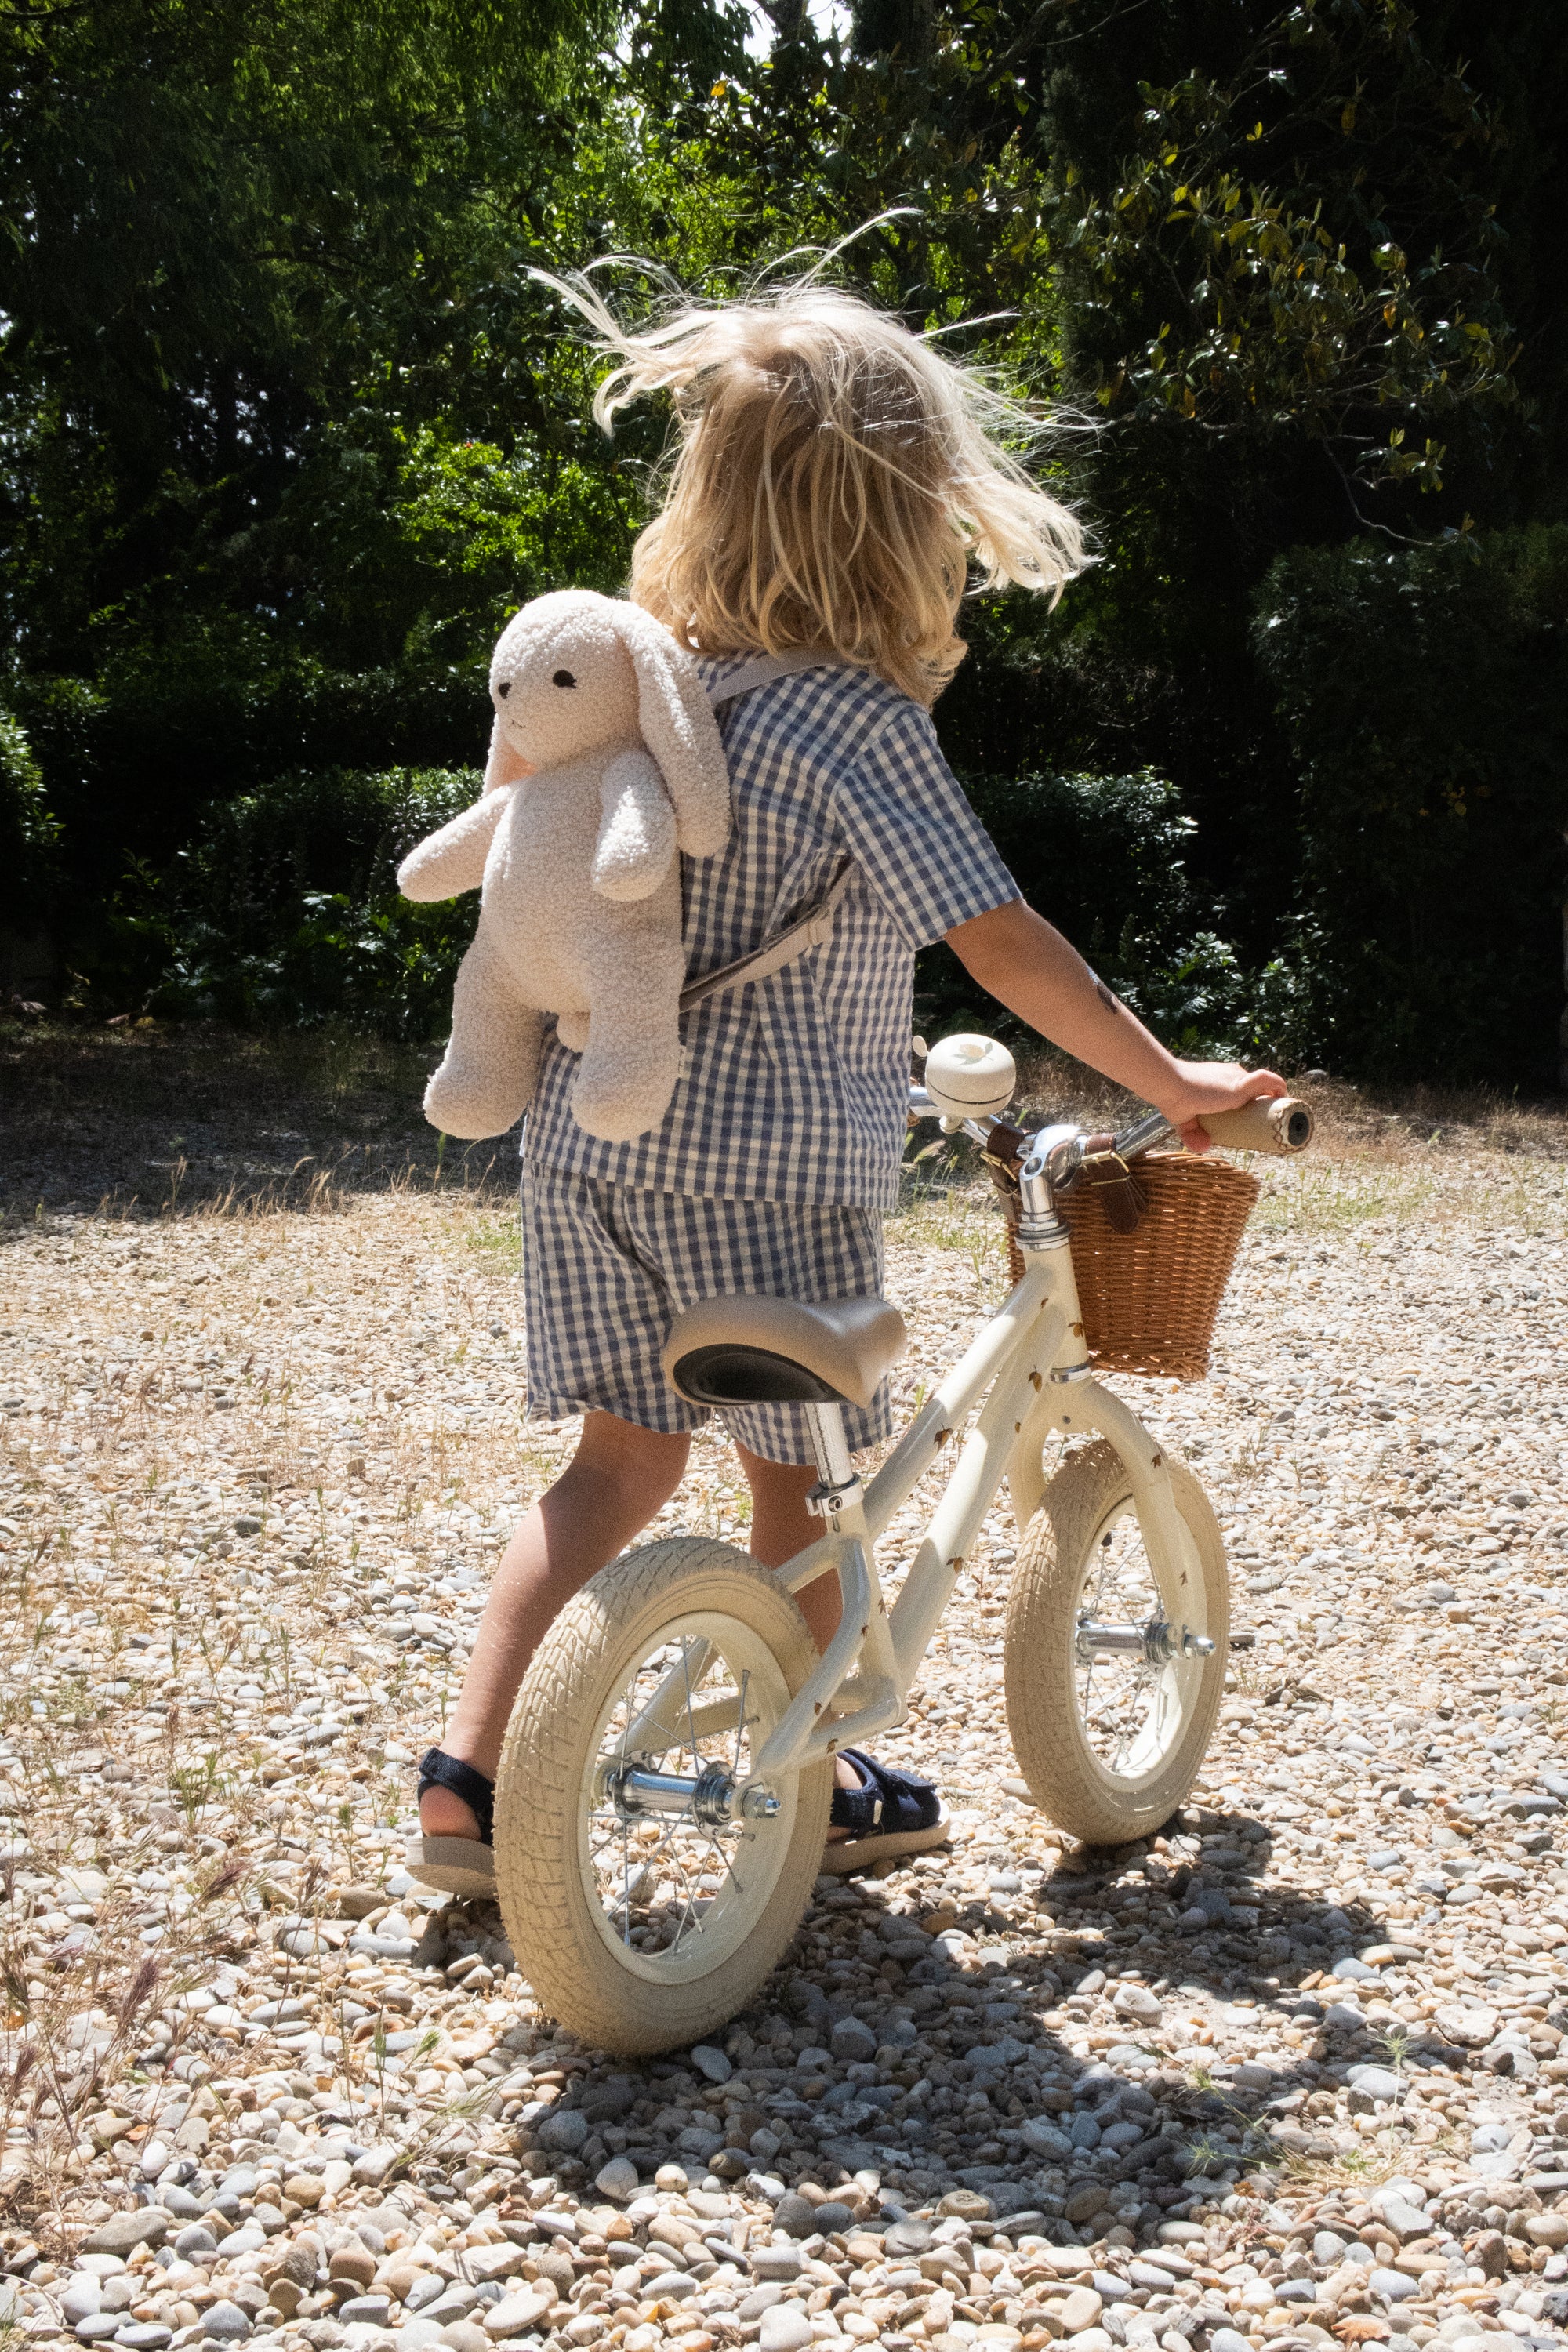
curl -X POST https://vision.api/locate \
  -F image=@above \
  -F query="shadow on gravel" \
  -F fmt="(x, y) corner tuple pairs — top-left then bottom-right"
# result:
(0, 1019), (516, 1225)
(400, 1802), (1488, 2256)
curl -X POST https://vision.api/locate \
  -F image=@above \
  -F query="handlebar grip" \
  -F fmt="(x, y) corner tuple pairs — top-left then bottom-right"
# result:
(1199, 1096), (1314, 1155)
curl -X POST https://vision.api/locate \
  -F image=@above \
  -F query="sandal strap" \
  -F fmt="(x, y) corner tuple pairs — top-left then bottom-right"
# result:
(417, 1748), (495, 1846)
(829, 1749), (940, 1839)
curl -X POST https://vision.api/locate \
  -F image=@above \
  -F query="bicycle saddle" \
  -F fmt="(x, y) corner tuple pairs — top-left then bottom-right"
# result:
(662, 1294), (907, 1410)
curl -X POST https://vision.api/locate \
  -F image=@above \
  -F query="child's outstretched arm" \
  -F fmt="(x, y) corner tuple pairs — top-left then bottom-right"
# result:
(946, 898), (1285, 1152)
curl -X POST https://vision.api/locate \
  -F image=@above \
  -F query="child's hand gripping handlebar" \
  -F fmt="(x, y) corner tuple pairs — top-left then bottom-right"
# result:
(1109, 1095), (1314, 1160)
(1191, 1096), (1314, 1153)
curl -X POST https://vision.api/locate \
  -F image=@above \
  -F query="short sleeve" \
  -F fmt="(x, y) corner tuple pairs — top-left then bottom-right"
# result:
(829, 701), (1019, 949)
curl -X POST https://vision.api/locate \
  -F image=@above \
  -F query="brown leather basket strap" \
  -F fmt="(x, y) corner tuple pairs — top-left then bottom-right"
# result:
(1074, 1149), (1148, 1236)
(678, 860), (856, 1014)
(982, 1120), (1029, 1180)
(986, 1165), (1026, 1289)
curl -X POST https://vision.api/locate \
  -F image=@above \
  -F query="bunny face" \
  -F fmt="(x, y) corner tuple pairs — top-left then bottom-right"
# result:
(481, 587), (732, 859)
(489, 590), (641, 774)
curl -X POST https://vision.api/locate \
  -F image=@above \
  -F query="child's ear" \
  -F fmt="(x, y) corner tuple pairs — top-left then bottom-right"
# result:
(617, 608), (732, 860)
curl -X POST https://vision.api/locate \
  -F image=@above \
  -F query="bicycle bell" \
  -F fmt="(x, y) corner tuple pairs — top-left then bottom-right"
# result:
(923, 1033), (1017, 1124)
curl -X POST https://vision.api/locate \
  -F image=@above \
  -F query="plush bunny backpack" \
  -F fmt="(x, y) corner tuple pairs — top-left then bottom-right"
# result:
(397, 590), (732, 1144)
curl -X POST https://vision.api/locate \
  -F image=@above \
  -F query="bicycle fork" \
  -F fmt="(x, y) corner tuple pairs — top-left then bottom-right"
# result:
(1009, 1374), (1214, 1664)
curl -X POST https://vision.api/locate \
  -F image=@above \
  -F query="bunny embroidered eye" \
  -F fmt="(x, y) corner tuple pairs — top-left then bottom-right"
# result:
(553, 669), (577, 688)
(495, 681), (510, 698)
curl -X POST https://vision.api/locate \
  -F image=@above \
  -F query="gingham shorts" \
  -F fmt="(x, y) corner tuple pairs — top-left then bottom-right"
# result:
(521, 1164), (895, 1464)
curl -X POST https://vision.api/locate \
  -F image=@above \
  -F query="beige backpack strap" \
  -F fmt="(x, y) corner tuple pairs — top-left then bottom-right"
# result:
(678, 652), (855, 1016)
(706, 648), (840, 706)
(679, 860), (856, 1014)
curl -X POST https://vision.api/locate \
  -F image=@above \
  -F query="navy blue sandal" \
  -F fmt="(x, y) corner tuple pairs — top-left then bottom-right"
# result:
(821, 1748), (950, 1875)
(405, 1748), (497, 1897)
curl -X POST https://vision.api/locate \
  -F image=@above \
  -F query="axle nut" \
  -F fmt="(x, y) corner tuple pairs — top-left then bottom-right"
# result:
(742, 1784), (781, 1820)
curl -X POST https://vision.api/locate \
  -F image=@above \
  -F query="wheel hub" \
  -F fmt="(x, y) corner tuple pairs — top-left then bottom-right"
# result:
(1075, 1612), (1215, 1666)
(597, 1759), (779, 1825)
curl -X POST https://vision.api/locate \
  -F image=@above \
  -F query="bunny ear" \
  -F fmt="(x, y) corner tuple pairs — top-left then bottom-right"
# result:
(482, 714), (510, 793)
(617, 608), (732, 860)
(483, 714), (535, 794)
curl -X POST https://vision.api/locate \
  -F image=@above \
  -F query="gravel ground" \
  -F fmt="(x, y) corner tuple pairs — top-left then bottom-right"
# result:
(5, 1035), (1568, 2352)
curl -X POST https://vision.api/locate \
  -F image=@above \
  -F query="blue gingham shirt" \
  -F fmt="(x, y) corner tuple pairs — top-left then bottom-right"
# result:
(523, 656), (1019, 1208)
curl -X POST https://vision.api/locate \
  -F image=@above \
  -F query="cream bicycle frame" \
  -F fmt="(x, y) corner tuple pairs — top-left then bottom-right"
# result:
(607, 1075), (1312, 1827)
(729, 1223), (1192, 1793)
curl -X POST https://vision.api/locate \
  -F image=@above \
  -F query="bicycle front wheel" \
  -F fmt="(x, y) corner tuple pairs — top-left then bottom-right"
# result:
(495, 1537), (833, 2055)
(1004, 1439), (1228, 1845)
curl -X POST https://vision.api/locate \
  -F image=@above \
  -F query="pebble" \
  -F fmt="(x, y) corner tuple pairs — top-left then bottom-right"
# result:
(478, 2288), (551, 2338)
(80, 2212), (170, 2257)
(830, 2016), (879, 2062)
(441, 2325), (492, 2352)
(1058, 2287), (1103, 2332)
(202, 2302), (252, 2340)
(1346, 2062), (1403, 2102)
(336, 2303), (391, 2332)
(535, 2107), (590, 2154)
(757, 2310), (815, 2352)
(750, 2245), (805, 2280)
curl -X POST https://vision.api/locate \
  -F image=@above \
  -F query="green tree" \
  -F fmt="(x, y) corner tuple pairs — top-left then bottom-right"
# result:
(0, 0), (641, 922)
(1255, 526), (1568, 1086)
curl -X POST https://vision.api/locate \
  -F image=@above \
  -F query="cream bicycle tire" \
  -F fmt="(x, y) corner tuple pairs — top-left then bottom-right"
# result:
(495, 1537), (833, 2055)
(1004, 1439), (1228, 1845)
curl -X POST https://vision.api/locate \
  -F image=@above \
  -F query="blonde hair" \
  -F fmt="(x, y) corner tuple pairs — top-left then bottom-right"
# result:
(535, 265), (1088, 706)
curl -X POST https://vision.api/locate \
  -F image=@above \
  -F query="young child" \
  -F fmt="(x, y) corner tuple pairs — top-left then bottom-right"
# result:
(409, 278), (1283, 1894)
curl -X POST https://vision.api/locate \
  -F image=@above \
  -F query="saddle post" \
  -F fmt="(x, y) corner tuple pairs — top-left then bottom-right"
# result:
(803, 1400), (858, 1527)
(793, 1399), (902, 1729)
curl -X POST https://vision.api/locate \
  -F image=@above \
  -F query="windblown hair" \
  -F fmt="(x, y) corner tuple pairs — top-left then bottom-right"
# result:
(535, 266), (1088, 705)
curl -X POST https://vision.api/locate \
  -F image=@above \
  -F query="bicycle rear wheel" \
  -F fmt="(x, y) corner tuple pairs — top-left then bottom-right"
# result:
(494, 1537), (833, 2055)
(1004, 1439), (1228, 1844)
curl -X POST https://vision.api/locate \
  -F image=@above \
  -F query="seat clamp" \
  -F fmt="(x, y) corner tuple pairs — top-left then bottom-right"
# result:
(807, 1473), (862, 1521)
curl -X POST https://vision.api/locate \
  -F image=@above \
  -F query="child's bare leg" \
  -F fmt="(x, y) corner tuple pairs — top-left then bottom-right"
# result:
(735, 1444), (834, 1632)
(734, 1443), (859, 1815)
(419, 1413), (690, 1839)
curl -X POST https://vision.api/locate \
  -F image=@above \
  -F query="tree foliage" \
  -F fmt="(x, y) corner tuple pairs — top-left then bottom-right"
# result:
(2, 0), (1563, 1078)
(1256, 526), (1568, 1083)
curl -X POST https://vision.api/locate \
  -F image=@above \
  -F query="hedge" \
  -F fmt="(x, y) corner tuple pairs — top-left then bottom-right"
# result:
(1255, 527), (1568, 1087)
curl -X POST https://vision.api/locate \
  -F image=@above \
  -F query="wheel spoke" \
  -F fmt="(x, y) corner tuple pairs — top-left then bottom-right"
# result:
(703, 1825), (747, 1899)
(677, 1636), (700, 1773)
(731, 1669), (750, 1778)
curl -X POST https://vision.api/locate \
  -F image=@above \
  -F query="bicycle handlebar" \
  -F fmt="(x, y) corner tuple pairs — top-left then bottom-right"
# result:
(908, 1076), (1315, 1167)
(1197, 1096), (1314, 1154)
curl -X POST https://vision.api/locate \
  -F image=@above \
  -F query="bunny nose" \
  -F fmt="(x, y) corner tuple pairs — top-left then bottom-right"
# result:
(552, 669), (577, 688)
(495, 681), (510, 698)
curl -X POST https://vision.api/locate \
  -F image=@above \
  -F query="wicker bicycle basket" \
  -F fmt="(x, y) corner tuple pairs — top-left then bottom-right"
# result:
(1007, 1151), (1261, 1381)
